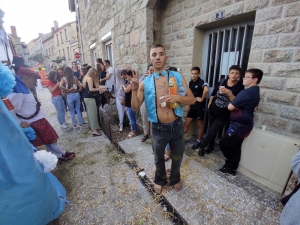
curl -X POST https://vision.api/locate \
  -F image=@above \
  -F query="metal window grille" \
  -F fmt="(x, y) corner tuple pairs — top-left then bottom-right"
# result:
(106, 44), (114, 68)
(202, 22), (254, 141)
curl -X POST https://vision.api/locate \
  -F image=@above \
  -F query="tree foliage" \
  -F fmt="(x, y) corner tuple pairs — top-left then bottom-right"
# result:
(28, 53), (49, 64)
(51, 56), (66, 64)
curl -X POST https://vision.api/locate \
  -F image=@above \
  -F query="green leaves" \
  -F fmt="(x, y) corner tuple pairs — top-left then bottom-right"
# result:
(28, 53), (49, 63)
(51, 56), (66, 64)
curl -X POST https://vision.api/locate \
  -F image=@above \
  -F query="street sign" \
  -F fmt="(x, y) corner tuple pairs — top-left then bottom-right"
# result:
(74, 52), (81, 59)
(216, 10), (225, 20)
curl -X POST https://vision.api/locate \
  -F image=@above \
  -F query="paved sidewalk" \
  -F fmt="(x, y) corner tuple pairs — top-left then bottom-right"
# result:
(118, 135), (281, 224)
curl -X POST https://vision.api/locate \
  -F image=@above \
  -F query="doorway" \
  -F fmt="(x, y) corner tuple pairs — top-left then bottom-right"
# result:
(201, 21), (254, 138)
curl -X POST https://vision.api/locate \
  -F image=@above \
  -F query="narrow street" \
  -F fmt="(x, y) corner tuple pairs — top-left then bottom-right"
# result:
(38, 87), (281, 224)
(1, 0), (300, 224)
(39, 88), (172, 224)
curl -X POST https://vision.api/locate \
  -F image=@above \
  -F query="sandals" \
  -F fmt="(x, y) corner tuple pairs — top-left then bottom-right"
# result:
(164, 152), (171, 161)
(92, 131), (102, 136)
(127, 131), (137, 139)
(64, 151), (76, 161)
(141, 135), (149, 142)
(57, 157), (64, 165)
(57, 152), (76, 165)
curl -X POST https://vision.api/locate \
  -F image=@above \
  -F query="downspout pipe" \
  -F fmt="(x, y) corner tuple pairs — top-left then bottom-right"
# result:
(75, 0), (85, 63)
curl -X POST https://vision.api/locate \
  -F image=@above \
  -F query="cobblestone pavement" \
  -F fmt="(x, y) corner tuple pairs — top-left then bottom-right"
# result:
(39, 87), (281, 225)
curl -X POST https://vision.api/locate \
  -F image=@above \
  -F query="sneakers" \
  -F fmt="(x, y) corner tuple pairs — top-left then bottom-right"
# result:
(63, 122), (69, 126)
(219, 166), (237, 177)
(205, 144), (214, 154)
(218, 166), (228, 174)
(119, 124), (123, 132)
(191, 141), (201, 149)
(60, 124), (68, 129)
(198, 147), (205, 156)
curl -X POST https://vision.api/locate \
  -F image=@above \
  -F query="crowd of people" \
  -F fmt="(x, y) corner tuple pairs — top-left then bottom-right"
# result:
(6, 44), (265, 191)
(129, 44), (264, 193)
(2, 40), (299, 224)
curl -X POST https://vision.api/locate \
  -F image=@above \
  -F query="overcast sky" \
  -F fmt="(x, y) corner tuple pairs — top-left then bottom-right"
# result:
(0, 0), (76, 44)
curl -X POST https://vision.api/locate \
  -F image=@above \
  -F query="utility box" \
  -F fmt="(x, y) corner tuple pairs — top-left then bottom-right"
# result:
(238, 127), (300, 193)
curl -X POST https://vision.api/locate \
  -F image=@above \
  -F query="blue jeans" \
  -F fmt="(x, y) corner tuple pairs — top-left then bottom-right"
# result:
(127, 107), (136, 132)
(152, 117), (184, 186)
(67, 92), (83, 125)
(51, 95), (66, 125)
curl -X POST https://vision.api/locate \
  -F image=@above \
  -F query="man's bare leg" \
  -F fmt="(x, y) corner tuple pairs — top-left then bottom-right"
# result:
(154, 184), (163, 194)
(174, 182), (182, 192)
(183, 117), (193, 134)
(197, 120), (204, 141)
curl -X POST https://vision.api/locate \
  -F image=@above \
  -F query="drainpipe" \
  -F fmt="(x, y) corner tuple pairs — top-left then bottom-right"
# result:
(75, 0), (85, 63)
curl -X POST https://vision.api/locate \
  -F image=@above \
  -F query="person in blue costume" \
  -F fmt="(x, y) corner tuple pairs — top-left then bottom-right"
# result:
(280, 151), (300, 225)
(0, 63), (66, 225)
(131, 44), (195, 194)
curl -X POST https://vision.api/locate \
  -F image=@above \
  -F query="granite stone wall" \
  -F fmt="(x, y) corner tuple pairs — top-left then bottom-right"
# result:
(157, 0), (300, 138)
(77, 0), (156, 72)
(78, 0), (300, 138)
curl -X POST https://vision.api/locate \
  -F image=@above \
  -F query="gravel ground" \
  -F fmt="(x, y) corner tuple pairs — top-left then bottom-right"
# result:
(36, 88), (172, 224)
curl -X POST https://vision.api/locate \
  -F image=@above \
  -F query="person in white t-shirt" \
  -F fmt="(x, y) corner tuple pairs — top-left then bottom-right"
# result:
(100, 60), (115, 104)
(8, 67), (76, 165)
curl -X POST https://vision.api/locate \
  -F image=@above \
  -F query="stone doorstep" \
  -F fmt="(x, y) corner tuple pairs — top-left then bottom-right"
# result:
(118, 135), (281, 224)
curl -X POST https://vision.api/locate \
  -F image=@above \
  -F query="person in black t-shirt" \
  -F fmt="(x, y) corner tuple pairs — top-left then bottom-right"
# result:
(72, 61), (80, 79)
(121, 70), (137, 139)
(218, 68), (263, 177)
(184, 66), (209, 149)
(79, 67), (88, 112)
(199, 65), (244, 156)
(97, 62), (108, 108)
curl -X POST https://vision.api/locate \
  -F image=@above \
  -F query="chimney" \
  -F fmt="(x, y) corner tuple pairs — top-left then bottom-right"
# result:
(51, 27), (54, 33)
(10, 26), (17, 36)
(54, 21), (58, 30)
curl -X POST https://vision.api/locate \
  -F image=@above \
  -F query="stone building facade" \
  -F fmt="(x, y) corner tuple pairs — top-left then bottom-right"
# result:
(70, 0), (300, 139)
(27, 36), (40, 68)
(7, 26), (23, 57)
(7, 26), (29, 65)
(52, 21), (78, 66)
(26, 21), (78, 70)
(42, 33), (55, 70)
